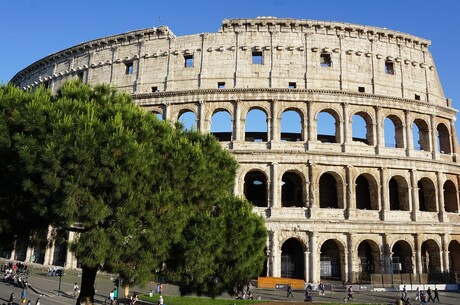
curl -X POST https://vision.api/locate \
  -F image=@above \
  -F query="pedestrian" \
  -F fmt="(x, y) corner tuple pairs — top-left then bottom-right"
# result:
(21, 288), (27, 304)
(347, 285), (354, 301)
(156, 283), (161, 294)
(402, 285), (407, 300)
(158, 295), (164, 305)
(319, 281), (325, 295)
(427, 287), (433, 302)
(433, 288), (440, 302)
(26, 301), (31, 305)
(109, 289), (115, 305)
(130, 294), (138, 305)
(415, 287), (420, 301)
(420, 291), (427, 305)
(286, 283), (294, 298)
(8, 293), (14, 305)
(73, 282), (79, 298)
(35, 298), (40, 305)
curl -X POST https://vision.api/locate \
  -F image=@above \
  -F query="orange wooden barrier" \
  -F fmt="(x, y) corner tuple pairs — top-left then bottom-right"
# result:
(258, 276), (305, 289)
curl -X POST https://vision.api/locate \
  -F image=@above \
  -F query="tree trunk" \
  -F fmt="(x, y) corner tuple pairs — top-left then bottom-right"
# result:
(76, 265), (98, 305)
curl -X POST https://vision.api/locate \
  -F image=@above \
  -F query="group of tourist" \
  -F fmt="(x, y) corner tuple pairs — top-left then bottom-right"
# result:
(7, 289), (40, 305)
(412, 286), (441, 304)
(234, 282), (254, 300)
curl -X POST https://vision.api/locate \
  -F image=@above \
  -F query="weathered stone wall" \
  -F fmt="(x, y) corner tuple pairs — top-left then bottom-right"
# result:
(9, 18), (460, 285)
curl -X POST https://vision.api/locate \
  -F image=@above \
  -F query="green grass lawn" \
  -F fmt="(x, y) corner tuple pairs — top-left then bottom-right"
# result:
(138, 294), (388, 305)
(138, 294), (264, 305)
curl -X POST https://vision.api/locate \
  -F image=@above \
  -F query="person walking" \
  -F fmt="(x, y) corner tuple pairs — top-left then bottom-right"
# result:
(433, 288), (440, 302)
(73, 282), (79, 298)
(8, 292), (14, 305)
(427, 287), (433, 302)
(347, 286), (354, 301)
(21, 288), (27, 304)
(35, 298), (40, 305)
(415, 287), (420, 301)
(286, 283), (294, 298)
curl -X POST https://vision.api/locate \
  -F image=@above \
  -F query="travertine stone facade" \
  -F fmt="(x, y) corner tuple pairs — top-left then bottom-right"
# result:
(11, 18), (460, 285)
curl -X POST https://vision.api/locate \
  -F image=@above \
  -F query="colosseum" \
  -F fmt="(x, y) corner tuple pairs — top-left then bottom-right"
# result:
(9, 17), (460, 288)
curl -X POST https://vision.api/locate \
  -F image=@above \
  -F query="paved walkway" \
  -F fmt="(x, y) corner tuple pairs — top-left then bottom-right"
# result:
(5, 266), (460, 305)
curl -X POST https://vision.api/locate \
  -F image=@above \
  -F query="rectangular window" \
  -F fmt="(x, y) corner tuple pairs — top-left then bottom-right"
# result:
(288, 82), (296, 89)
(43, 81), (50, 89)
(358, 86), (365, 93)
(218, 82), (225, 89)
(415, 94), (421, 101)
(77, 71), (84, 81)
(125, 62), (134, 75)
(252, 51), (263, 65)
(184, 55), (194, 68)
(151, 86), (158, 92)
(320, 53), (332, 67)
(385, 61), (395, 75)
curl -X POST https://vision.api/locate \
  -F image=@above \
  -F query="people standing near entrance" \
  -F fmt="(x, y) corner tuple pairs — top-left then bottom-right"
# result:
(286, 283), (294, 298)
(347, 286), (354, 301)
(433, 288), (440, 302)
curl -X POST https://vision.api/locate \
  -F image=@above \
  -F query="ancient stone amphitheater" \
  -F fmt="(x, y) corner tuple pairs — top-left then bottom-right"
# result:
(10, 17), (460, 287)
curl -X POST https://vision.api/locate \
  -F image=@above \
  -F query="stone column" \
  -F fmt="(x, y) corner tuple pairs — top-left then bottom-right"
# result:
(233, 100), (242, 143)
(414, 234), (423, 275)
(307, 101), (315, 149)
(441, 234), (450, 274)
(436, 172), (446, 222)
(65, 231), (78, 269)
(271, 162), (279, 208)
(305, 251), (311, 283)
(198, 100), (206, 132)
(375, 106), (383, 155)
(270, 99), (280, 142)
(380, 167), (389, 221)
(345, 165), (354, 220)
(342, 103), (350, 152)
(134, 41), (144, 93)
(25, 246), (33, 263)
(272, 231), (281, 277)
(163, 102), (171, 122)
(44, 225), (55, 265)
(347, 233), (354, 283)
(450, 120), (458, 162)
(405, 110), (412, 157)
(430, 114), (438, 160)
(310, 232), (318, 283)
(410, 169), (419, 221)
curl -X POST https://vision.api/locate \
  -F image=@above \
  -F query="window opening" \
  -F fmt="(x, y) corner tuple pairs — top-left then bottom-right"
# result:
(77, 71), (84, 81)
(151, 86), (159, 92)
(218, 82), (225, 89)
(252, 51), (263, 65)
(415, 94), (421, 101)
(320, 53), (332, 67)
(385, 61), (395, 75)
(125, 62), (134, 75)
(184, 55), (194, 68)
(358, 86), (365, 93)
(288, 82), (297, 89)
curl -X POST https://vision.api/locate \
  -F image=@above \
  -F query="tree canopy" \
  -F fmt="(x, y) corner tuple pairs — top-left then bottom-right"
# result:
(0, 81), (267, 304)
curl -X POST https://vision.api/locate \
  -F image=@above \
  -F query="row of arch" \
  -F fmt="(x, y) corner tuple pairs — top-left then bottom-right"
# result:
(278, 237), (460, 283)
(160, 106), (454, 155)
(244, 169), (459, 213)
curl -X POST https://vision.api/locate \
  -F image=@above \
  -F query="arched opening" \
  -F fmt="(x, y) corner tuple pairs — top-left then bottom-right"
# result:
(418, 178), (437, 212)
(412, 119), (430, 151)
(317, 110), (339, 143)
(281, 238), (305, 279)
(244, 171), (268, 208)
(352, 112), (373, 145)
(392, 240), (413, 274)
(245, 108), (268, 142)
(281, 109), (303, 142)
(211, 110), (232, 141)
(319, 172), (343, 209)
(320, 239), (344, 281)
(357, 240), (381, 283)
(152, 111), (164, 121)
(355, 174), (378, 210)
(281, 172), (303, 207)
(384, 115), (404, 148)
(389, 176), (409, 211)
(178, 110), (197, 131)
(448, 240), (460, 281)
(437, 123), (451, 154)
(421, 240), (442, 283)
(443, 180), (458, 213)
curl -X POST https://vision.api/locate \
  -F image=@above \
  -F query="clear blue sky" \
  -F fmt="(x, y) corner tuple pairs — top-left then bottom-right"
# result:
(1, 0), (459, 135)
